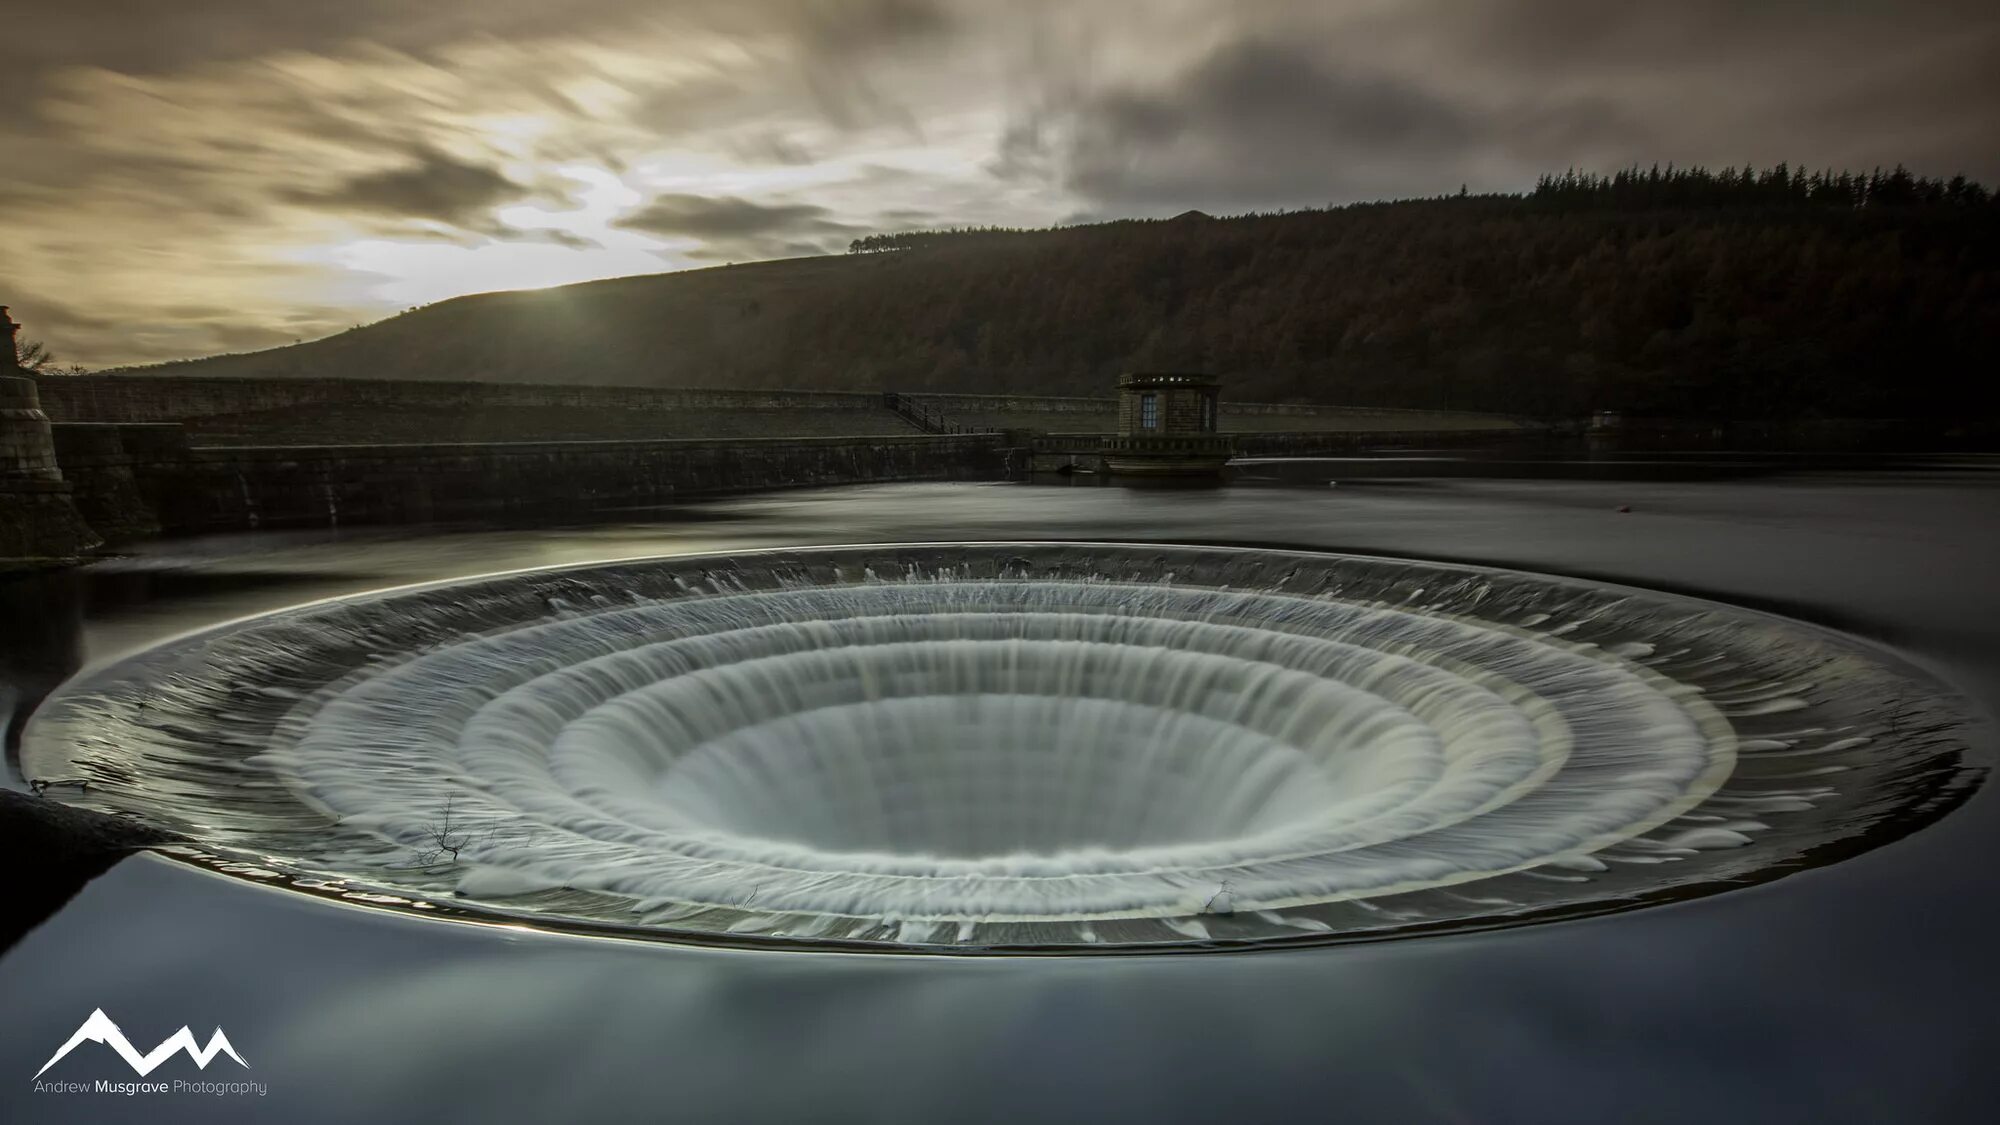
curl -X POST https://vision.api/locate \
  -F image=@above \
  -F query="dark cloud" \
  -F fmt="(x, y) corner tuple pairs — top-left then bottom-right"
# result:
(792, 0), (954, 54)
(0, 294), (117, 338)
(604, 0), (960, 136)
(1093, 40), (1477, 151)
(0, 2), (639, 84)
(615, 193), (852, 240)
(730, 133), (820, 166)
(1429, 0), (2000, 67)
(617, 192), (863, 262)
(1413, 0), (2000, 181)
(779, 0), (955, 129)
(517, 228), (603, 251)
(280, 147), (523, 226)
(3, 0), (954, 77)
(1044, 38), (1638, 212)
(1008, 1), (2000, 214)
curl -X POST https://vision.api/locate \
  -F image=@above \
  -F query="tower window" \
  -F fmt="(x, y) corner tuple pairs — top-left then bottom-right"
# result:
(1139, 393), (1159, 430)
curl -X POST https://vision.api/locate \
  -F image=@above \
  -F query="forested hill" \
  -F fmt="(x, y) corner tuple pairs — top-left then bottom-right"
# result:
(140, 166), (1999, 420)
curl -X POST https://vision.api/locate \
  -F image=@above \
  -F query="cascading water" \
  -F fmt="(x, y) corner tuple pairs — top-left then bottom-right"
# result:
(21, 543), (1978, 951)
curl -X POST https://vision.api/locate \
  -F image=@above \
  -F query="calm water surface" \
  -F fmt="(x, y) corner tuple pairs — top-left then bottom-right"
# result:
(4, 464), (1998, 1123)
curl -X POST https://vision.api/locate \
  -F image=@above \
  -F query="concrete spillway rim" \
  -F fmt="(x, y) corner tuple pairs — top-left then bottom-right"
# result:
(21, 539), (1989, 957)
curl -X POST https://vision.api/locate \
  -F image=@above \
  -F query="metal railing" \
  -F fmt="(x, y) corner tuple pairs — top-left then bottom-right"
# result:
(882, 393), (994, 435)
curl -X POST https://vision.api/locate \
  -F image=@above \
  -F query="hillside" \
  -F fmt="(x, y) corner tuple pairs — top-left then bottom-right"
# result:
(135, 167), (2000, 420)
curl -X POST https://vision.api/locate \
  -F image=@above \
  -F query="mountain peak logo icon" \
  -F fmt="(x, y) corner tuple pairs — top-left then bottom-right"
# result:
(34, 1009), (249, 1079)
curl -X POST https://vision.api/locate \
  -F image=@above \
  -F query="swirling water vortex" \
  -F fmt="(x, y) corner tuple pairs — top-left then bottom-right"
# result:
(22, 543), (1979, 952)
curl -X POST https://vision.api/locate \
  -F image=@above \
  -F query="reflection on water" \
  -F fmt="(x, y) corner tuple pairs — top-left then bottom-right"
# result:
(0, 571), (80, 765)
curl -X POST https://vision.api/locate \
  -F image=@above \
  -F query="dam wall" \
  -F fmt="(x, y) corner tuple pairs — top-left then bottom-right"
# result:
(1025, 427), (1550, 472)
(904, 392), (1527, 434)
(33, 376), (1526, 443)
(31, 375), (890, 424)
(27, 375), (1531, 543)
(49, 425), (1017, 535)
(31, 375), (923, 446)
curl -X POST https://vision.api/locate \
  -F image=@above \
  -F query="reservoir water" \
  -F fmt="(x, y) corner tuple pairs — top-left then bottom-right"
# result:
(3, 459), (1997, 1123)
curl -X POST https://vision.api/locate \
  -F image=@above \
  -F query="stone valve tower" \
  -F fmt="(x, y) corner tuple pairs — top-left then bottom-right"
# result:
(1101, 372), (1235, 476)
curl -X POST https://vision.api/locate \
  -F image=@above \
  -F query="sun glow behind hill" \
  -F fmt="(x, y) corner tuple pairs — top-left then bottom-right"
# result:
(302, 167), (681, 308)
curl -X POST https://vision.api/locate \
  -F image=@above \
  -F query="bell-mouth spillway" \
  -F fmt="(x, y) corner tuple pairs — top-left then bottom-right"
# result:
(21, 542), (1981, 953)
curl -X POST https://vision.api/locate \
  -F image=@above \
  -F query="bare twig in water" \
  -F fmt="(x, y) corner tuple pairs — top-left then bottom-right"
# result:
(1202, 878), (1236, 915)
(412, 795), (473, 868)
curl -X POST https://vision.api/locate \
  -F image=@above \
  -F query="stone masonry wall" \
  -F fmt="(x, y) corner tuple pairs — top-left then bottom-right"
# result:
(32, 375), (889, 425)
(911, 391), (1520, 425)
(1027, 426), (1555, 471)
(1115, 386), (1212, 435)
(33, 376), (1525, 434)
(2, 376), (100, 567)
(135, 433), (1016, 534)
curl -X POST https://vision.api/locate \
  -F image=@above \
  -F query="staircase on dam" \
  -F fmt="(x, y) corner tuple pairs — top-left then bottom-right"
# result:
(882, 393), (991, 435)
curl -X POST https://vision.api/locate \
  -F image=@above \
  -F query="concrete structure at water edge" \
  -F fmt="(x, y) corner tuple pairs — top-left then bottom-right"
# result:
(1102, 372), (1235, 476)
(0, 307), (100, 569)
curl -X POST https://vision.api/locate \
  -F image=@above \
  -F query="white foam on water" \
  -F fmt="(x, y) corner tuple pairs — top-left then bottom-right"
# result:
(21, 544), (1973, 951)
(232, 579), (1741, 927)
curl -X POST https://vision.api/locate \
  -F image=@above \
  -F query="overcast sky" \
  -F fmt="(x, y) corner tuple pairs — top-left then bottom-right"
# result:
(5, 0), (1996, 366)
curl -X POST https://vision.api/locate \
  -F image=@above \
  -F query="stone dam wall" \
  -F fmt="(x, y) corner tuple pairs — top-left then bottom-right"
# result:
(1025, 427), (1554, 472)
(905, 391), (1516, 421)
(14, 375), (1539, 553)
(48, 425), (1017, 536)
(32, 375), (924, 447)
(33, 376), (1527, 440)
(903, 392), (1526, 434)
(33, 375), (891, 424)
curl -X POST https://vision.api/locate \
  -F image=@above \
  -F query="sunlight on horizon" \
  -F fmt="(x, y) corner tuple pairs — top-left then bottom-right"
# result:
(310, 165), (701, 309)
(319, 237), (693, 309)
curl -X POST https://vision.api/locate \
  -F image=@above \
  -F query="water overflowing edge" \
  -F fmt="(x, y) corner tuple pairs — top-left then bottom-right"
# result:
(21, 540), (1987, 955)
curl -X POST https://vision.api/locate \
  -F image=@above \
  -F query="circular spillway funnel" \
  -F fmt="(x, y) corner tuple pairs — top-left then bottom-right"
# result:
(22, 543), (1981, 952)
